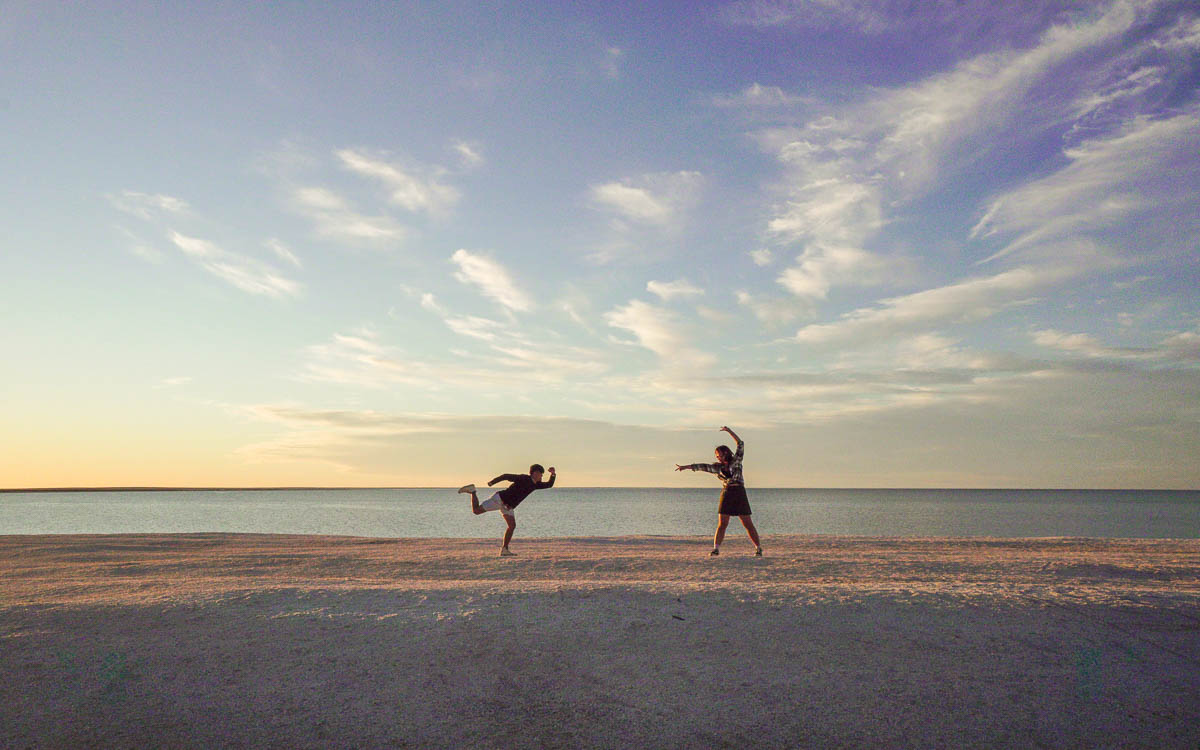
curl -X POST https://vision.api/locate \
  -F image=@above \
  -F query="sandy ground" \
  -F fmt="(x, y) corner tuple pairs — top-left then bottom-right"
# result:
(2, 534), (1198, 749)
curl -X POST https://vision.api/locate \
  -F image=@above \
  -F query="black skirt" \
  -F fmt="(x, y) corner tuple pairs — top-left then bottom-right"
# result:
(718, 484), (752, 516)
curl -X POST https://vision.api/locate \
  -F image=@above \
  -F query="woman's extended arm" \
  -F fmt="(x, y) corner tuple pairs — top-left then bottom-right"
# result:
(721, 426), (744, 460)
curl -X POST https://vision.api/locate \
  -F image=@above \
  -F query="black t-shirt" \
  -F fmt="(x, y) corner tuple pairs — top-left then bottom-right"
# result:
(490, 472), (555, 508)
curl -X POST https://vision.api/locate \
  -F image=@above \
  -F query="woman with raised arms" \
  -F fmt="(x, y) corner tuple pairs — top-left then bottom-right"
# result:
(676, 426), (763, 557)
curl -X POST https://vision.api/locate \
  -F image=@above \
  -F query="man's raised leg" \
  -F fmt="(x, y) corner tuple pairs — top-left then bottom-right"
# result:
(458, 484), (485, 515)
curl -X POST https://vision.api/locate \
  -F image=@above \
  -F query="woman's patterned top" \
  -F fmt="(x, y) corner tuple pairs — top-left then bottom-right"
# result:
(687, 437), (744, 487)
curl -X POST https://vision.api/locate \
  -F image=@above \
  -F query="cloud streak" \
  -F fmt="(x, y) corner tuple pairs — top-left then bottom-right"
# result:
(971, 109), (1200, 264)
(794, 265), (1076, 344)
(647, 279), (704, 302)
(336, 148), (461, 217)
(450, 249), (534, 313)
(606, 299), (716, 370)
(107, 191), (190, 219)
(589, 171), (704, 227)
(169, 231), (302, 299)
(754, 0), (1170, 306)
(291, 186), (408, 246)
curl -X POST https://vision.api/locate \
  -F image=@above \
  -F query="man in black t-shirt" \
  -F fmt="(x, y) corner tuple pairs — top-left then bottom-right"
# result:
(458, 464), (556, 556)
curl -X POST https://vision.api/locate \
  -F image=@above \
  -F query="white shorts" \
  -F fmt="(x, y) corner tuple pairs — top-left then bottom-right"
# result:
(480, 492), (514, 517)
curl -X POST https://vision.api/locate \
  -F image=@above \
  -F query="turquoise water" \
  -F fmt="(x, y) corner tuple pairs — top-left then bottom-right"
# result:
(1, 488), (1197, 538)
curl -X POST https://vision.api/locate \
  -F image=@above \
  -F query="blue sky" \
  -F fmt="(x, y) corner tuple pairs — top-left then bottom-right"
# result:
(2, 0), (1198, 488)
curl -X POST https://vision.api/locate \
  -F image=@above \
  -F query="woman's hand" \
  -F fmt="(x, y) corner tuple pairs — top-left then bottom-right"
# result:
(720, 426), (731, 434)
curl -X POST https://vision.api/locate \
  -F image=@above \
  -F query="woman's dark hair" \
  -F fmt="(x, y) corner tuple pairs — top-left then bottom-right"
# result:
(715, 445), (733, 463)
(530, 464), (545, 474)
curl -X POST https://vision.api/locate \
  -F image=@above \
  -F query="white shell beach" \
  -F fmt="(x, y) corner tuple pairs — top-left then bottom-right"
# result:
(3, 534), (1198, 748)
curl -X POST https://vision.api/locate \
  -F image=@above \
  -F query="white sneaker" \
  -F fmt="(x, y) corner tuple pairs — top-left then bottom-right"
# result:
(499, 548), (515, 556)
(458, 484), (476, 494)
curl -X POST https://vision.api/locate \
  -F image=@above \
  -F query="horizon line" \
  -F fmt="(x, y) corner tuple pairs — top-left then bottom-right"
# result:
(3, 486), (1197, 493)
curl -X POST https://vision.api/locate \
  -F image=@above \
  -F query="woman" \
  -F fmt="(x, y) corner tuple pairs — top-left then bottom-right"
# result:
(676, 426), (763, 557)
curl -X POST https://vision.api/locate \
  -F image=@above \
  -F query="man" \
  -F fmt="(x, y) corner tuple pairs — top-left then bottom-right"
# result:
(458, 464), (556, 556)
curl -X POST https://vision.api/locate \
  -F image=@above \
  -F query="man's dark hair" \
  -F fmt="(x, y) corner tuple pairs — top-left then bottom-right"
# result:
(530, 464), (545, 475)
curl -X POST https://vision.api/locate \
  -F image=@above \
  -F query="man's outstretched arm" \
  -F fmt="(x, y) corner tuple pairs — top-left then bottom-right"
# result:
(488, 473), (522, 486)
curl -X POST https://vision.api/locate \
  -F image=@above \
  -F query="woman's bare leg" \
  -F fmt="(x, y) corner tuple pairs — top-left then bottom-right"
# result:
(714, 514), (731, 550)
(740, 515), (761, 548)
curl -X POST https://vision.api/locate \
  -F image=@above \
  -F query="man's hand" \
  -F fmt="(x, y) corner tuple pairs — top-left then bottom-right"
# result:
(548, 467), (555, 474)
(675, 464), (689, 472)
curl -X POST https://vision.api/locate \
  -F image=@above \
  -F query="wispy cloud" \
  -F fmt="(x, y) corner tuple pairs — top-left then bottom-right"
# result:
(1033, 329), (1152, 360)
(301, 328), (438, 389)
(265, 238), (302, 269)
(450, 249), (534, 312)
(647, 279), (704, 302)
(169, 231), (302, 299)
(753, 1), (1163, 304)
(749, 248), (774, 267)
(892, 334), (987, 371)
(444, 314), (507, 342)
(302, 320), (605, 396)
(1154, 13), (1200, 52)
(794, 265), (1075, 344)
(591, 184), (669, 224)
(235, 405), (644, 477)
(585, 171), (707, 263)
(713, 82), (811, 109)
(1034, 324), (1200, 364)
(589, 171), (704, 227)
(336, 148), (461, 217)
(291, 186), (408, 245)
(451, 140), (484, 169)
(113, 226), (165, 264)
(1163, 328), (1200, 361)
(244, 404), (456, 433)
(605, 299), (715, 369)
(107, 190), (190, 219)
(417, 289), (609, 377)
(971, 109), (1200, 264)
(776, 243), (890, 300)
(736, 290), (810, 326)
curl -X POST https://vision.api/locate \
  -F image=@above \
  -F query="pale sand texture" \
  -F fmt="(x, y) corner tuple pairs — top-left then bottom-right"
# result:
(2, 534), (1199, 748)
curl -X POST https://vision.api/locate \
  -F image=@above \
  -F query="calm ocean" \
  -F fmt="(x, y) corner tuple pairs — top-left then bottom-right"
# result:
(1, 488), (1197, 539)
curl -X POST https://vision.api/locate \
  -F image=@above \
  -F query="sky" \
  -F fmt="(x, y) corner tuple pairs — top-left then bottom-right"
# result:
(2, 0), (1198, 489)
